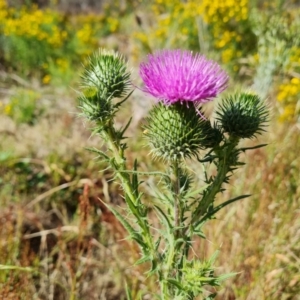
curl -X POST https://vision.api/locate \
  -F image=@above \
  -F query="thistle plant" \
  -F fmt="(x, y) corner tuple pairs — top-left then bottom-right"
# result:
(77, 49), (269, 299)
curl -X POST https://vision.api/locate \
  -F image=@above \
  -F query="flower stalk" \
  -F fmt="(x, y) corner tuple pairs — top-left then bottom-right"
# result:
(99, 124), (155, 257)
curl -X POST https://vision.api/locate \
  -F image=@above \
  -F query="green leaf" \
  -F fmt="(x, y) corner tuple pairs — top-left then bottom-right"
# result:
(193, 229), (206, 239)
(132, 159), (139, 198)
(166, 278), (185, 290)
(208, 250), (219, 265)
(195, 277), (217, 282)
(196, 194), (251, 227)
(184, 184), (209, 199)
(124, 193), (145, 228)
(198, 155), (218, 163)
(125, 282), (133, 300)
(217, 272), (238, 283)
(154, 205), (173, 231)
(239, 143), (268, 152)
(101, 201), (146, 249)
(134, 255), (151, 266)
(152, 189), (173, 206)
(174, 238), (185, 246)
(85, 147), (110, 160)
(154, 237), (161, 251)
(149, 257), (158, 274)
(119, 117), (132, 139)
(115, 89), (134, 108)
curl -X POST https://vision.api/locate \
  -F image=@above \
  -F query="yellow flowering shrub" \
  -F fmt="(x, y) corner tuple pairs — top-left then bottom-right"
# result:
(277, 76), (300, 122)
(133, 0), (201, 55)
(201, 0), (248, 23)
(271, 14), (300, 122)
(0, 1), (120, 81)
(0, 3), (66, 72)
(200, 0), (257, 69)
(133, 0), (256, 71)
(0, 0), (7, 20)
(2, 7), (66, 47)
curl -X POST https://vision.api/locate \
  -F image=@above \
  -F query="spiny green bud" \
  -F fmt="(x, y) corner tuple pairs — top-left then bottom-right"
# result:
(81, 49), (131, 99)
(144, 103), (220, 161)
(78, 88), (114, 123)
(78, 49), (131, 124)
(216, 93), (269, 139)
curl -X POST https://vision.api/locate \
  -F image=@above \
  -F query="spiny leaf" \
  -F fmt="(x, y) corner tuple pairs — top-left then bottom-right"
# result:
(85, 147), (110, 160)
(208, 250), (219, 265)
(101, 201), (146, 248)
(196, 194), (251, 226)
(192, 229), (206, 239)
(239, 143), (268, 152)
(115, 89), (134, 108)
(155, 236), (161, 251)
(119, 117), (132, 139)
(145, 258), (158, 277)
(216, 272), (238, 283)
(134, 255), (151, 266)
(166, 278), (185, 290)
(124, 193), (144, 227)
(198, 155), (218, 163)
(154, 205), (173, 231)
(184, 184), (209, 199)
(132, 159), (139, 198)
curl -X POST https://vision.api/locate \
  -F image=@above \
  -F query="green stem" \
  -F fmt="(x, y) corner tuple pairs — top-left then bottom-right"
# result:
(103, 125), (137, 207)
(101, 124), (155, 256)
(160, 159), (183, 298)
(173, 159), (180, 231)
(190, 138), (239, 229)
(160, 278), (169, 300)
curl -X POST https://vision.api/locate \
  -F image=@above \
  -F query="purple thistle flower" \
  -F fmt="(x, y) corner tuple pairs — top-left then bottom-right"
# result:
(139, 49), (229, 105)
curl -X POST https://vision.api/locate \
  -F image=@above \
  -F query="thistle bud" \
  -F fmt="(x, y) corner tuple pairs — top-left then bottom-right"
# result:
(144, 103), (220, 161)
(81, 49), (131, 99)
(216, 93), (268, 139)
(78, 49), (131, 123)
(78, 89), (114, 123)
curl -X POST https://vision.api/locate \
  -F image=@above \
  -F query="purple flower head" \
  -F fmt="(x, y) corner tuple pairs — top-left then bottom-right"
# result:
(139, 49), (229, 105)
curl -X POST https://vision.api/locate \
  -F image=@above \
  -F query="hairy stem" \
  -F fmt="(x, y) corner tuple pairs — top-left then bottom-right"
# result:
(160, 159), (184, 297)
(173, 159), (181, 231)
(100, 124), (156, 259)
